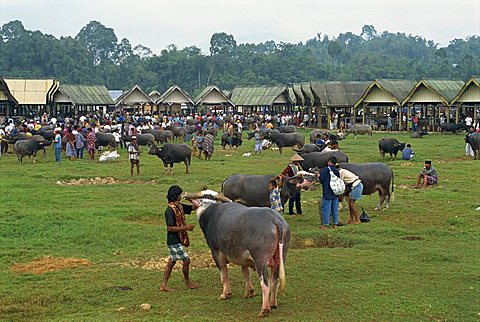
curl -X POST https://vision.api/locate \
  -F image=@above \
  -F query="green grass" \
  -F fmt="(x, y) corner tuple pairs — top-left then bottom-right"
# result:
(1, 130), (480, 321)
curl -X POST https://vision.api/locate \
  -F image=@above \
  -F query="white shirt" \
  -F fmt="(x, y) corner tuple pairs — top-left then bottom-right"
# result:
(465, 117), (472, 126)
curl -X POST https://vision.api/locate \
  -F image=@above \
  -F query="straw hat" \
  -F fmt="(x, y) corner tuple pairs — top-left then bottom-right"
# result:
(290, 154), (304, 162)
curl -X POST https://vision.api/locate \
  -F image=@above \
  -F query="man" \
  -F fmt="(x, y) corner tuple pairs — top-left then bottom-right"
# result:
(402, 144), (414, 160)
(128, 136), (140, 176)
(415, 160), (438, 189)
(339, 166), (363, 224)
(319, 157), (340, 229)
(53, 128), (62, 162)
(281, 154), (304, 216)
(254, 127), (263, 155)
(161, 185), (199, 292)
(465, 115), (473, 129)
(465, 126), (475, 157)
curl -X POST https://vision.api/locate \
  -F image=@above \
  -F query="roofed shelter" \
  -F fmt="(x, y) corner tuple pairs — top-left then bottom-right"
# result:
(229, 85), (292, 113)
(354, 79), (416, 130)
(451, 76), (480, 125)
(157, 85), (194, 115)
(311, 81), (370, 129)
(402, 79), (464, 130)
(194, 85), (235, 114)
(0, 77), (18, 118)
(115, 85), (153, 114)
(4, 78), (59, 117)
(54, 85), (114, 116)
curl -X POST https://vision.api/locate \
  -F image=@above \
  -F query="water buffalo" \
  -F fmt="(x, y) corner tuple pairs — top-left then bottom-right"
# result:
(309, 129), (326, 143)
(371, 117), (388, 130)
(166, 125), (186, 141)
(221, 132), (242, 149)
(339, 162), (395, 210)
(13, 136), (51, 163)
(440, 123), (465, 134)
(123, 133), (155, 146)
(148, 143), (192, 174)
(346, 124), (373, 139)
(277, 125), (296, 133)
(294, 143), (324, 154)
(184, 190), (290, 317)
(468, 133), (480, 160)
(222, 174), (299, 207)
(300, 150), (349, 172)
(95, 133), (117, 149)
(266, 131), (305, 154)
(378, 138), (406, 160)
(410, 131), (428, 139)
(142, 129), (172, 143)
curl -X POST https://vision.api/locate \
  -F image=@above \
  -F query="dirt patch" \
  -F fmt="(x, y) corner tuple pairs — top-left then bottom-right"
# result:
(290, 236), (354, 249)
(125, 252), (217, 271)
(55, 177), (158, 186)
(402, 236), (424, 241)
(401, 162), (415, 166)
(11, 256), (92, 274)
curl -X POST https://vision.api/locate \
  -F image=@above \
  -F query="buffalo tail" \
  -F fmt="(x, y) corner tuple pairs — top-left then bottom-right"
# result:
(390, 168), (395, 203)
(278, 241), (286, 293)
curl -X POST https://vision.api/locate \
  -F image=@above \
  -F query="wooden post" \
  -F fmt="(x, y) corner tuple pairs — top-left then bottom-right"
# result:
(397, 105), (402, 131)
(362, 103), (365, 124)
(327, 107), (331, 129)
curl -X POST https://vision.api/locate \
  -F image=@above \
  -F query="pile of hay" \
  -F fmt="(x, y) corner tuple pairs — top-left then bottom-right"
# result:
(126, 252), (217, 271)
(11, 256), (92, 274)
(55, 177), (158, 186)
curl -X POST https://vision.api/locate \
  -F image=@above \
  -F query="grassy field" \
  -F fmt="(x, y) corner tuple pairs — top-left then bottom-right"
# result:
(0, 129), (479, 321)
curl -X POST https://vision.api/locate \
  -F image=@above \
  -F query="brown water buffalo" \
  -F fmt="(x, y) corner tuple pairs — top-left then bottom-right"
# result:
(346, 124), (373, 139)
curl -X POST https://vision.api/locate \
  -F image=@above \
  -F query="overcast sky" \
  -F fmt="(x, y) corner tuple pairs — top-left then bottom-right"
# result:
(1, 0), (479, 54)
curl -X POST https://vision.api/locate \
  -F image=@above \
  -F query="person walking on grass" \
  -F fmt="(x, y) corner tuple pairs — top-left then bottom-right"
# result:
(319, 157), (340, 229)
(85, 127), (96, 160)
(161, 185), (199, 292)
(128, 136), (140, 176)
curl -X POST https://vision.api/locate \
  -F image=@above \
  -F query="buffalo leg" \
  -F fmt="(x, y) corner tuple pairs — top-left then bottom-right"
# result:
(242, 266), (255, 298)
(257, 263), (271, 317)
(184, 159), (190, 174)
(375, 191), (387, 210)
(163, 163), (169, 175)
(212, 252), (232, 300)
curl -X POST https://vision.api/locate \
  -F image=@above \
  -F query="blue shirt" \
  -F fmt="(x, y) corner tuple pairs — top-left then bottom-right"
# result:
(319, 166), (340, 200)
(54, 134), (62, 148)
(402, 147), (413, 160)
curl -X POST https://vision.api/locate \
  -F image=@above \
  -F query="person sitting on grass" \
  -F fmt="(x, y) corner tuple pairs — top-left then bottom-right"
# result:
(402, 144), (414, 160)
(415, 160), (438, 189)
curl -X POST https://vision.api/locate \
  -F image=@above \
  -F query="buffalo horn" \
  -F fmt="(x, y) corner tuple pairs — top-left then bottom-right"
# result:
(214, 193), (232, 203)
(182, 192), (204, 199)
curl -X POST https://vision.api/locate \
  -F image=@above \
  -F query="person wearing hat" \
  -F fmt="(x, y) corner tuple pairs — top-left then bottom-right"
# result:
(53, 128), (62, 162)
(415, 160), (438, 189)
(281, 154), (305, 216)
(128, 136), (140, 175)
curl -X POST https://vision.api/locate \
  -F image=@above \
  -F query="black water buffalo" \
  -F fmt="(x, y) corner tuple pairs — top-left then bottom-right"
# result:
(221, 132), (242, 149)
(440, 123), (465, 134)
(142, 129), (172, 143)
(294, 143), (324, 154)
(13, 136), (51, 163)
(468, 132), (480, 160)
(95, 133), (117, 149)
(300, 150), (349, 172)
(378, 138), (406, 160)
(38, 129), (55, 141)
(222, 174), (299, 207)
(371, 117), (388, 130)
(309, 129), (326, 143)
(165, 125), (186, 141)
(410, 131), (429, 138)
(277, 125), (296, 133)
(266, 131), (304, 154)
(148, 143), (192, 174)
(184, 190), (290, 317)
(345, 124), (373, 139)
(339, 162), (395, 210)
(123, 133), (155, 146)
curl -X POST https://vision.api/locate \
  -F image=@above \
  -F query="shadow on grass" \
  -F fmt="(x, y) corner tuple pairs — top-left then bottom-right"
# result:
(291, 236), (355, 249)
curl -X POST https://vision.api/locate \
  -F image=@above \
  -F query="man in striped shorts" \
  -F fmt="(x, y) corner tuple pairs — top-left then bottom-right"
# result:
(160, 185), (199, 292)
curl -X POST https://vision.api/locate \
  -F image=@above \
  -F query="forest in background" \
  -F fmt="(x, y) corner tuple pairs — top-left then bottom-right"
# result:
(0, 20), (479, 97)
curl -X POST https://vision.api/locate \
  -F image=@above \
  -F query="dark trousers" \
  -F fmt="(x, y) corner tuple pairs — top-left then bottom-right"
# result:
(288, 191), (302, 215)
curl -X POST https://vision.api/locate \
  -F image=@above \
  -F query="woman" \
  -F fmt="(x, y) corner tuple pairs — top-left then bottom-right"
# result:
(85, 127), (96, 160)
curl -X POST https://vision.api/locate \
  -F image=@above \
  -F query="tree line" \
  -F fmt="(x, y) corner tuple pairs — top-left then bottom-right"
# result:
(0, 20), (479, 97)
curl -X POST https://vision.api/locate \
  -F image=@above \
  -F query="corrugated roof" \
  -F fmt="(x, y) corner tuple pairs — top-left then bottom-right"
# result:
(0, 77), (18, 104)
(59, 85), (114, 106)
(229, 86), (291, 106)
(451, 76), (480, 104)
(4, 78), (58, 105)
(311, 81), (370, 107)
(402, 79), (465, 105)
(194, 85), (234, 106)
(157, 85), (194, 105)
(355, 79), (416, 107)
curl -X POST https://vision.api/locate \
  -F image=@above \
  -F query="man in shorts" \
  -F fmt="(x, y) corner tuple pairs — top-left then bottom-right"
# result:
(128, 136), (140, 175)
(415, 160), (438, 189)
(161, 185), (199, 292)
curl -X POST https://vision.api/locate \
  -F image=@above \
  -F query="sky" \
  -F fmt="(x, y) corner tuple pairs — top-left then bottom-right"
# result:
(1, 0), (479, 54)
